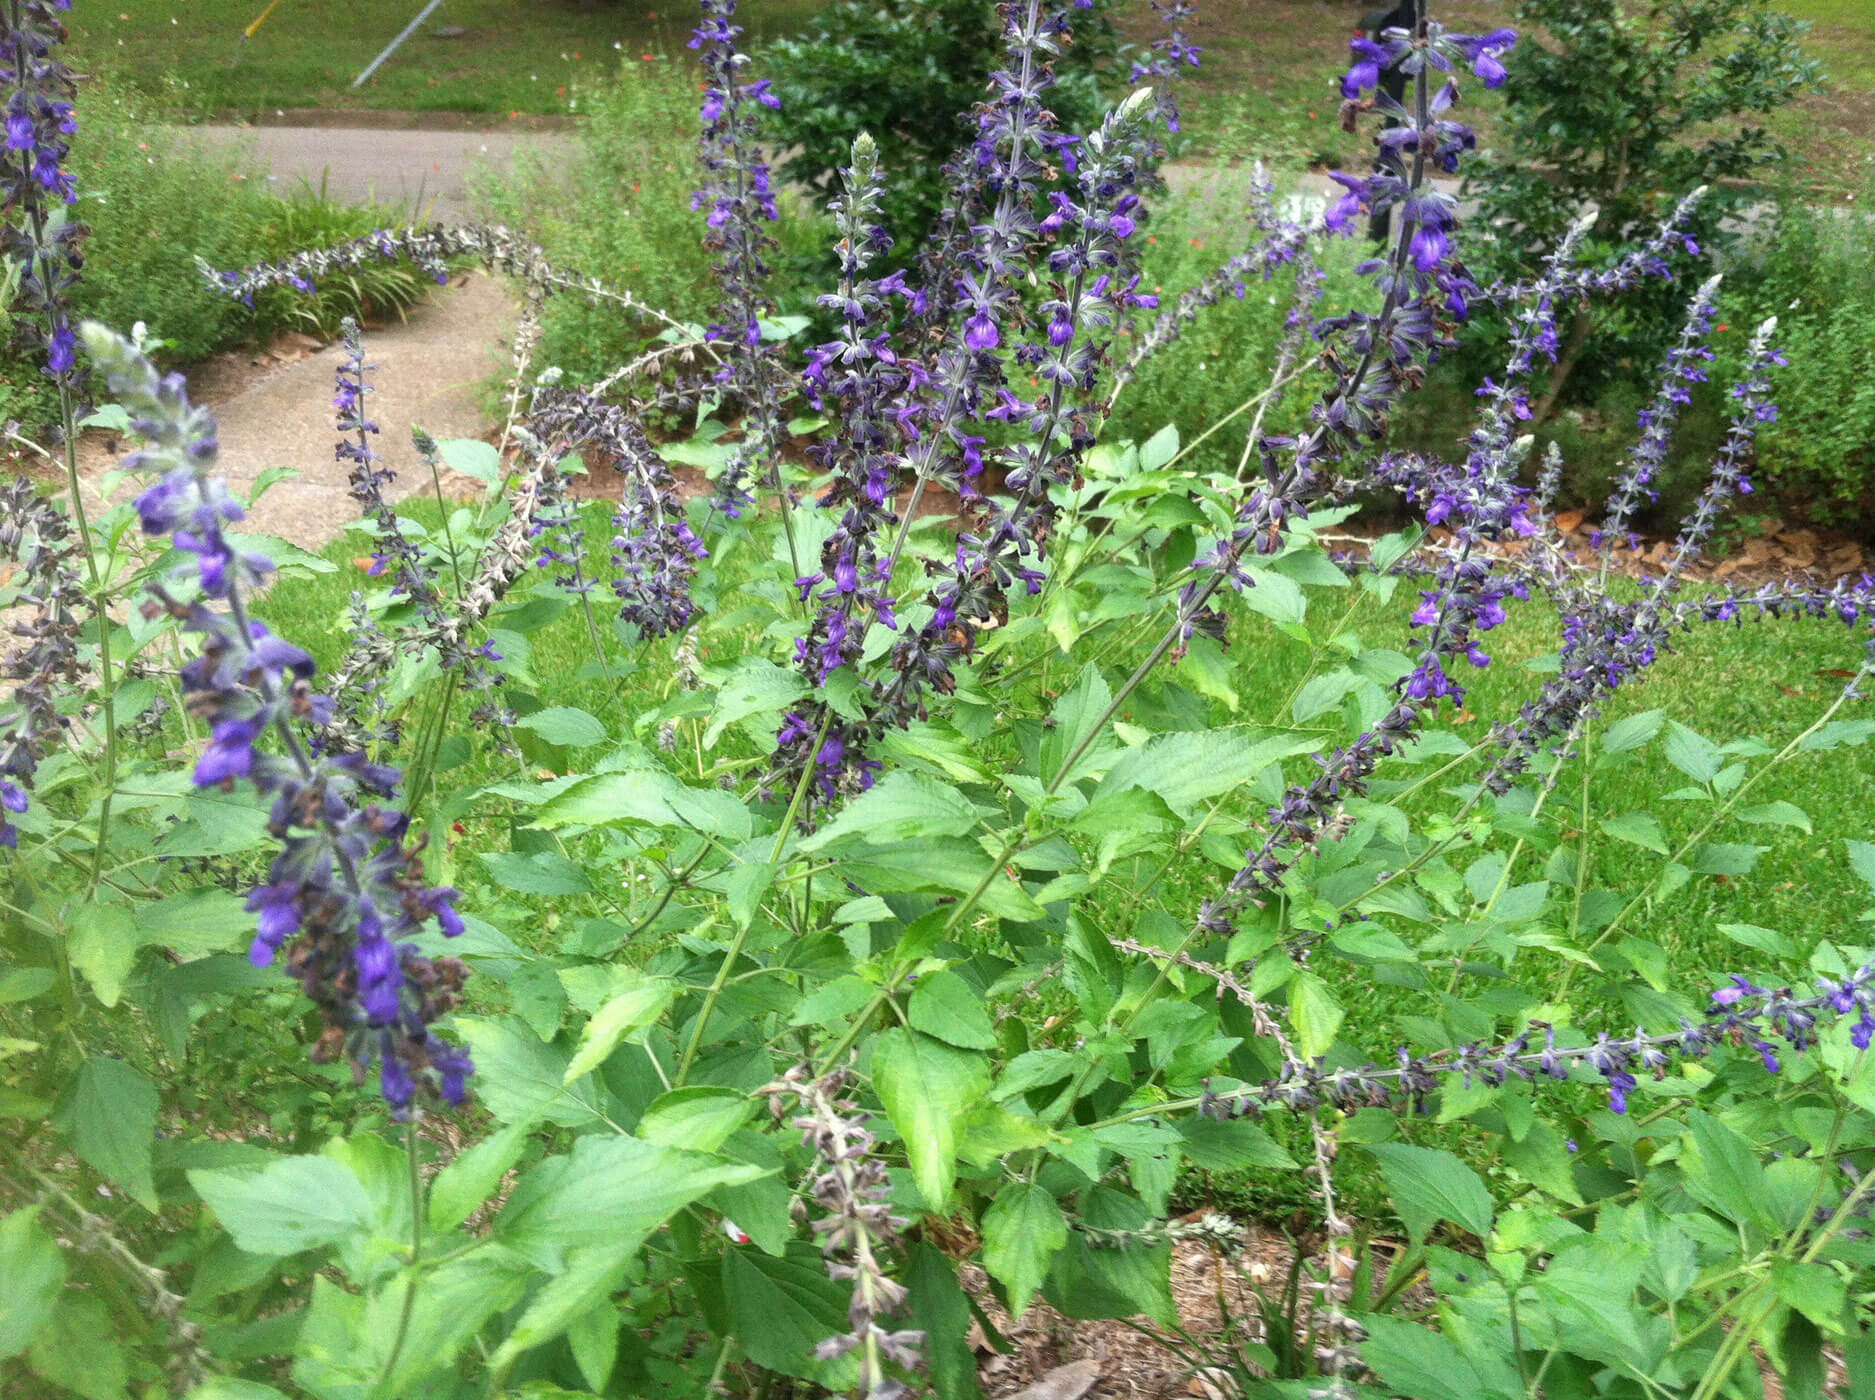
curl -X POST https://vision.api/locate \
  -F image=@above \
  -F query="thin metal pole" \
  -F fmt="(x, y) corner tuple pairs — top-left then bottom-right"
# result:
(352, 0), (446, 89)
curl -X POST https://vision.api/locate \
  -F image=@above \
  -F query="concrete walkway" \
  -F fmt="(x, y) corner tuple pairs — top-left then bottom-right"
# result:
(78, 273), (520, 553)
(183, 123), (571, 224)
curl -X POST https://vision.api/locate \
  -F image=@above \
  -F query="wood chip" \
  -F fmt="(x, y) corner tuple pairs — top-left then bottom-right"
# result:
(1000, 1359), (1103, 1400)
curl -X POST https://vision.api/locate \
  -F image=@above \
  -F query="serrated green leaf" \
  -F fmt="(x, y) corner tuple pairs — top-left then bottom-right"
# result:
(908, 970), (996, 1050)
(188, 1157), (372, 1256)
(872, 1029), (990, 1209)
(564, 974), (677, 1083)
(53, 1058), (159, 1211)
(982, 1183), (1067, 1320)
(428, 1118), (535, 1233)
(637, 1087), (755, 1153)
(1365, 1142), (1494, 1242)
(0, 1206), (65, 1358)
(798, 771), (984, 851)
(496, 1134), (765, 1272)
(1289, 972), (1343, 1058)
(704, 657), (806, 747)
(1602, 811), (1668, 854)
(1138, 423), (1179, 471)
(66, 903), (142, 1007)
(514, 706), (609, 748)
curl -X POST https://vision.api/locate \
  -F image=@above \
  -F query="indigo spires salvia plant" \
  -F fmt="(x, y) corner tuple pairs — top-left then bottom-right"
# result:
(527, 385), (707, 638)
(1484, 317), (1788, 787)
(1, 0), (80, 386)
(0, 475), (84, 846)
(319, 326), (510, 753)
(769, 1064), (925, 1400)
(690, 0), (787, 521)
(83, 323), (473, 1114)
(1197, 954), (1875, 1122)
(792, 132), (921, 686)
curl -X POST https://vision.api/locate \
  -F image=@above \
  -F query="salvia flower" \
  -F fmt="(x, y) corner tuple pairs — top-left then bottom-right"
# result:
(792, 132), (920, 686)
(0, 0), (82, 386)
(84, 322), (472, 1115)
(690, 0), (787, 520)
(528, 385), (706, 638)
(769, 1065), (925, 1400)
(0, 474), (85, 846)
(1201, 958), (1875, 1122)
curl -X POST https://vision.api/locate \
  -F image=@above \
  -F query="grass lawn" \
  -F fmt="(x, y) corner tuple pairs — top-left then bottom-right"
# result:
(68, 0), (1873, 195)
(65, 0), (819, 119)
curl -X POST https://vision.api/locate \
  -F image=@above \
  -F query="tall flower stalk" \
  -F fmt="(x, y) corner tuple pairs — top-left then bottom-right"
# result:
(86, 324), (473, 1113)
(0, 0), (116, 877)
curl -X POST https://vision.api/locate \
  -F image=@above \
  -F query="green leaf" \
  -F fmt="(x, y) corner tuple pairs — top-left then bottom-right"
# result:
(837, 840), (1045, 922)
(871, 1028), (991, 1209)
(488, 1240), (639, 1374)
(452, 1017), (608, 1128)
(1602, 811), (1668, 854)
(1715, 922), (1796, 957)
(496, 1134), (764, 1272)
(1690, 842), (1763, 876)
(436, 437), (502, 485)
(704, 657), (806, 747)
(1682, 1110), (1771, 1229)
(1138, 424), (1179, 471)
(636, 1087), (755, 1154)
(26, 1293), (128, 1400)
(534, 767), (751, 840)
(514, 706), (609, 748)
(1845, 839), (1875, 892)
(1359, 1314), (1488, 1400)
(0, 968), (56, 1004)
(1771, 1259), (1846, 1333)
(981, 1183), (1068, 1320)
(722, 1245), (855, 1382)
(428, 1118), (535, 1234)
(906, 1243), (984, 1400)
(907, 970), (996, 1050)
(1600, 709), (1664, 754)
(1040, 663), (1113, 787)
(1663, 720), (1723, 783)
(53, 1058), (159, 1212)
(1288, 972), (1343, 1058)
(1176, 1116), (1297, 1171)
(1102, 728), (1321, 817)
(1737, 800), (1811, 833)
(563, 973), (677, 1083)
(0, 1206), (65, 1358)
(66, 903), (142, 1007)
(798, 771), (984, 851)
(479, 849), (593, 895)
(1364, 1142), (1494, 1243)
(188, 1157), (373, 1256)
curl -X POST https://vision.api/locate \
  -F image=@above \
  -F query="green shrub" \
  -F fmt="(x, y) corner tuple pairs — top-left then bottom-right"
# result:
(1716, 187), (1875, 526)
(65, 82), (264, 363)
(763, 0), (1124, 263)
(472, 56), (825, 384)
(1111, 186), (1371, 474)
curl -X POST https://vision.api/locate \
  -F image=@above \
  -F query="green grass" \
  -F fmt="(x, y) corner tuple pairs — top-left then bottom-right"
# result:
(65, 0), (820, 119)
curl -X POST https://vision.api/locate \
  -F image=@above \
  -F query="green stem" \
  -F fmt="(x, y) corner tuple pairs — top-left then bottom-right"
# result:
(674, 707), (831, 1084)
(371, 1116), (426, 1398)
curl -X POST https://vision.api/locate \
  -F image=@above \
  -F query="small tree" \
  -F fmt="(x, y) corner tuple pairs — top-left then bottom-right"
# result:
(763, 0), (1123, 260)
(1467, 0), (1820, 418)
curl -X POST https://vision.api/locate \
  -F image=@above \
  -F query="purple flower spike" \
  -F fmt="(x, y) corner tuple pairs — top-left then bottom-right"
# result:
(85, 323), (474, 1117)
